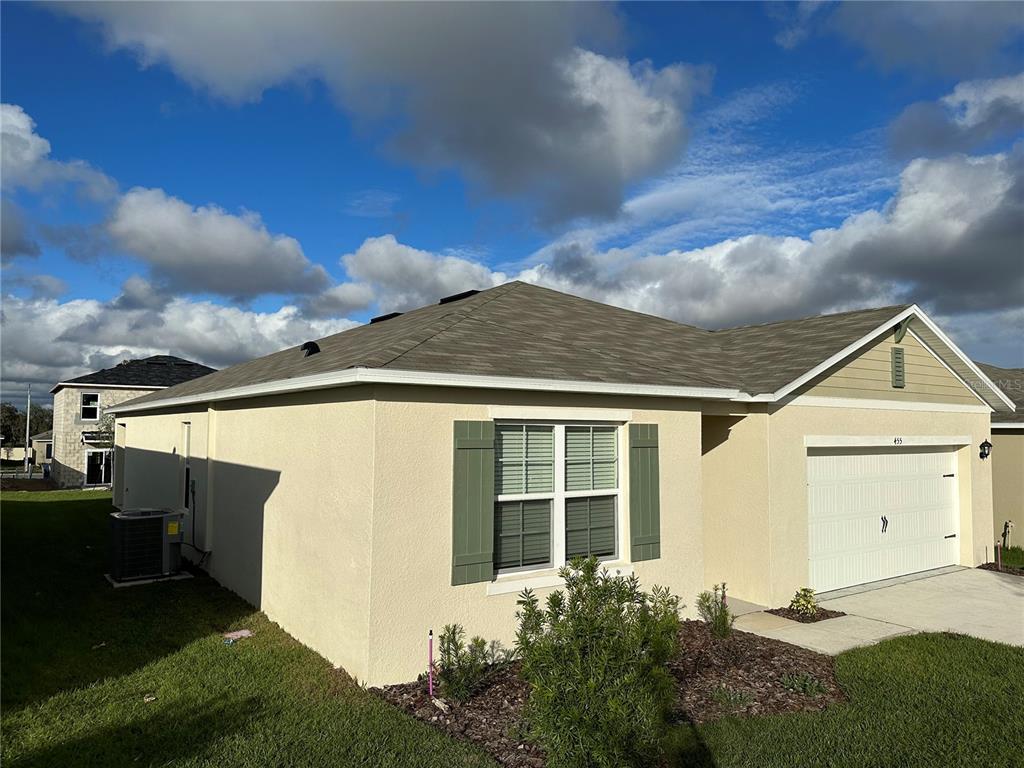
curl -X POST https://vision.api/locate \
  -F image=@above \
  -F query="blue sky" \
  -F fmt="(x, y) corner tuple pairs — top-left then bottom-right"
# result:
(2, 2), (1022, 403)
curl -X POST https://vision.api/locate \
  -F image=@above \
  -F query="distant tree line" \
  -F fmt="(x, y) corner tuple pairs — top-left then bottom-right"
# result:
(0, 402), (54, 457)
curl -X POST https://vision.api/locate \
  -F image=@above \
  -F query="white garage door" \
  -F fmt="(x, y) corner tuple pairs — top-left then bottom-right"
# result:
(807, 447), (959, 593)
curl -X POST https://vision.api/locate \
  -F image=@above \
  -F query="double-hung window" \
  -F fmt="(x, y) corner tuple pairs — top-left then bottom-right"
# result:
(494, 422), (620, 573)
(80, 392), (100, 421)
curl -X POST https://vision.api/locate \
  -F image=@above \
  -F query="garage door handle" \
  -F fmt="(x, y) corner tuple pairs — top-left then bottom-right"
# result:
(944, 534), (956, 539)
(943, 473), (954, 478)
(881, 516), (888, 533)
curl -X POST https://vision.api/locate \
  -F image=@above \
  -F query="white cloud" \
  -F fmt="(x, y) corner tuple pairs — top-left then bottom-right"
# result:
(57, 3), (708, 222)
(107, 187), (330, 298)
(341, 234), (507, 312)
(345, 190), (400, 218)
(300, 282), (376, 319)
(0, 293), (356, 401)
(943, 73), (1024, 128)
(0, 103), (116, 200)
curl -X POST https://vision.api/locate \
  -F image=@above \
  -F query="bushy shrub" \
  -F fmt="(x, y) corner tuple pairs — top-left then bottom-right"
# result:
(696, 583), (734, 638)
(789, 587), (819, 618)
(515, 556), (682, 768)
(435, 624), (513, 702)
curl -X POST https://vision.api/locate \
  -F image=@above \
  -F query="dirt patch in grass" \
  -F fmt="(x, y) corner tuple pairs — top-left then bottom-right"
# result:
(375, 620), (845, 765)
(977, 562), (1024, 577)
(766, 606), (847, 623)
(0, 478), (57, 492)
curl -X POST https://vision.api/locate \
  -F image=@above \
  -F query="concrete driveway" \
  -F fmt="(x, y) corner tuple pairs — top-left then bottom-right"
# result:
(734, 567), (1024, 655)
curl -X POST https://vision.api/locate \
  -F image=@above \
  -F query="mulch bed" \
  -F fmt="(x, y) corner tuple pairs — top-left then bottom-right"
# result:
(373, 620), (845, 766)
(766, 606), (846, 623)
(978, 562), (1024, 577)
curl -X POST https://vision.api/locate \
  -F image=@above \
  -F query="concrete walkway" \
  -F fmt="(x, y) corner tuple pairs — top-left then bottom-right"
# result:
(734, 567), (1024, 655)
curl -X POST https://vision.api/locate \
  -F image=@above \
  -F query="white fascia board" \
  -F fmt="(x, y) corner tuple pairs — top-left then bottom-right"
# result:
(805, 434), (971, 448)
(50, 382), (166, 394)
(906, 307), (1017, 412)
(992, 423), (1024, 430)
(108, 367), (742, 415)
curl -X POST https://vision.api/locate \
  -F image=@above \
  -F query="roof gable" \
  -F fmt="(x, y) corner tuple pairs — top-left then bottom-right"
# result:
(52, 355), (216, 393)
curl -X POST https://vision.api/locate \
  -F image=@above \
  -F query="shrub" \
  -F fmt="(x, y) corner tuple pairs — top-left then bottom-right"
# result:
(435, 624), (513, 702)
(780, 672), (826, 696)
(515, 556), (682, 768)
(789, 587), (819, 619)
(696, 583), (734, 638)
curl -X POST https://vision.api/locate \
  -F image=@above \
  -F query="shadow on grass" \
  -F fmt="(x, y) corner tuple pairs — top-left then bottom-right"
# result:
(6, 695), (268, 768)
(1, 493), (252, 709)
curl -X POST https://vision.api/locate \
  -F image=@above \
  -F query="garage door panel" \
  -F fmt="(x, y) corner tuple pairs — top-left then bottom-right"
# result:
(808, 447), (958, 592)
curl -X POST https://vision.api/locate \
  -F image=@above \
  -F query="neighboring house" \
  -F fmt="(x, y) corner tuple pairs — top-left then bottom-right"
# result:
(976, 363), (1024, 547)
(30, 430), (53, 466)
(51, 356), (215, 488)
(109, 282), (1015, 686)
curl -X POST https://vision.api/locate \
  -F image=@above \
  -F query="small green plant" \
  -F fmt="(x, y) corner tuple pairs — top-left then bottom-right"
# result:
(789, 587), (820, 618)
(697, 583), (735, 638)
(780, 672), (827, 696)
(435, 624), (512, 702)
(711, 684), (754, 711)
(516, 556), (682, 768)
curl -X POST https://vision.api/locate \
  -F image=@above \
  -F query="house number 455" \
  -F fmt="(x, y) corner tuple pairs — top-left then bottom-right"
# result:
(893, 437), (904, 445)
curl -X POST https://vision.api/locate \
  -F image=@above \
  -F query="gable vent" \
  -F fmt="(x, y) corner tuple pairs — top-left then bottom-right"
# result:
(301, 341), (321, 358)
(891, 347), (906, 388)
(438, 289), (479, 305)
(370, 311), (403, 324)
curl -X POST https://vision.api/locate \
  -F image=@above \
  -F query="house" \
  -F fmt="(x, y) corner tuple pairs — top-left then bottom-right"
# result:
(976, 363), (1023, 548)
(108, 282), (1015, 686)
(30, 430), (53, 467)
(51, 356), (216, 488)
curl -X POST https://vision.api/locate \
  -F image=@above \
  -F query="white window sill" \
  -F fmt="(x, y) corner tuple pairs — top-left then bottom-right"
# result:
(486, 561), (633, 596)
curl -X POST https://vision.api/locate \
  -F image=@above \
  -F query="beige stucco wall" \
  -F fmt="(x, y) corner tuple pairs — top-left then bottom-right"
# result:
(363, 385), (705, 685)
(991, 430), (1024, 545)
(120, 389), (376, 680)
(701, 410), (771, 598)
(805, 331), (983, 405)
(53, 386), (161, 487)
(761, 405), (992, 606)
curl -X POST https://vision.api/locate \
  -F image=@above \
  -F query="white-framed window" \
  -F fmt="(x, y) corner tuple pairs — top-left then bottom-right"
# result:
(80, 392), (100, 421)
(494, 422), (622, 574)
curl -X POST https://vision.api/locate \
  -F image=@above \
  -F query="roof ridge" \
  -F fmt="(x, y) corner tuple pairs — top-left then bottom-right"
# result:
(456, 312), (731, 389)
(373, 282), (524, 369)
(714, 303), (911, 335)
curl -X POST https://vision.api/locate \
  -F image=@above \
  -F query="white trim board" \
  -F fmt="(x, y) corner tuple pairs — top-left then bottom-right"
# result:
(804, 435), (971, 448)
(51, 382), (165, 394)
(109, 367), (742, 415)
(991, 423), (1024, 430)
(784, 395), (991, 414)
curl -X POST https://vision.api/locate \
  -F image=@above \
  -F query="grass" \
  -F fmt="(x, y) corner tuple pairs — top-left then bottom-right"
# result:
(1, 491), (494, 768)
(998, 544), (1024, 569)
(3, 490), (1022, 768)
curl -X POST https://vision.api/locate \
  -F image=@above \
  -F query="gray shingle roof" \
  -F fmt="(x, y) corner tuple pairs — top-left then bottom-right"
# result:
(54, 355), (216, 392)
(117, 282), (920, 410)
(976, 363), (1024, 423)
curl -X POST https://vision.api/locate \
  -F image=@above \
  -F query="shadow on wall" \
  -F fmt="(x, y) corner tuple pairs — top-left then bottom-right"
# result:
(700, 415), (745, 456)
(51, 459), (85, 488)
(120, 446), (281, 613)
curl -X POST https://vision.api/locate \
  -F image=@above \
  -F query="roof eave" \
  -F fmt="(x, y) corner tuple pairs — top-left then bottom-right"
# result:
(108, 367), (743, 415)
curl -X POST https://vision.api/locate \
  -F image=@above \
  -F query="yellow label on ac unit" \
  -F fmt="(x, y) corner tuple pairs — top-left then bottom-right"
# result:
(167, 521), (179, 535)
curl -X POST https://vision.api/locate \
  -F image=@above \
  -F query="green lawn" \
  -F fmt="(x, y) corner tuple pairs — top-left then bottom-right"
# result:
(1000, 544), (1024, 569)
(3, 491), (1022, 767)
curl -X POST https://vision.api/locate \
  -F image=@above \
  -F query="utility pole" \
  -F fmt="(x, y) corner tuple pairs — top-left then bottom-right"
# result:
(23, 384), (31, 475)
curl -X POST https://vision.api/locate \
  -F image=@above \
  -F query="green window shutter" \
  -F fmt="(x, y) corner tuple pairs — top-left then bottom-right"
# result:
(891, 347), (906, 388)
(629, 423), (661, 562)
(452, 421), (495, 585)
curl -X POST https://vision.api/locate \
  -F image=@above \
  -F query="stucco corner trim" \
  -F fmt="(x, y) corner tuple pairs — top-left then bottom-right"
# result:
(804, 435), (971, 449)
